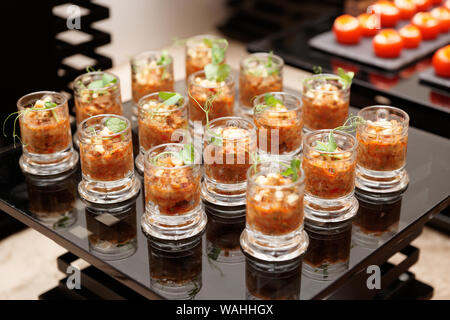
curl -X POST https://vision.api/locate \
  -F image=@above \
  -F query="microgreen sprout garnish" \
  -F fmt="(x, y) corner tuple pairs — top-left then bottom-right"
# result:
(265, 51), (279, 75)
(254, 93), (284, 114)
(314, 116), (365, 155)
(151, 143), (195, 166)
(158, 92), (183, 106)
(281, 159), (301, 181)
(105, 117), (128, 133)
(308, 66), (355, 88)
(337, 67), (354, 88)
(156, 50), (171, 66)
(313, 65), (322, 74)
(3, 99), (62, 146)
(204, 38), (230, 82)
(188, 91), (222, 146)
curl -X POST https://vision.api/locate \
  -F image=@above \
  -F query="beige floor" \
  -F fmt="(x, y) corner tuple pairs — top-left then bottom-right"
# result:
(1, 36), (449, 300)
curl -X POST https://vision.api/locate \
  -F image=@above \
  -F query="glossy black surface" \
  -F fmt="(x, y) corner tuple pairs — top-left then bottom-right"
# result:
(1, 102), (448, 299)
(248, 15), (450, 137)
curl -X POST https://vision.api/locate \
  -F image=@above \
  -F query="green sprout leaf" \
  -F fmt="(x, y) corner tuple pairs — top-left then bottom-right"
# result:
(264, 93), (283, 107)
(203, 38), (213, 48)
(211, 44), (225, 65)
(281, 159), (301, 181)
(313, 65), (322, 74)
(105, 117), (127, 133)
(158, 92), (183, 106)
(179, 143), (195, 165)
(157, 50), (171, 66)
(337, 67), (354, 88)
(204, 63), (230, 82)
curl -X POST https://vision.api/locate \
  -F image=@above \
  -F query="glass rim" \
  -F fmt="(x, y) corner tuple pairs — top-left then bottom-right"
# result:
(357, 105), (410, 127)
(303, 129), (358, 154)
(253, 91), (302, 113)
(73, 71), (121, 92)
(247, 160), (305, 189)
(186, 34), (226, 48)
(205, 116), (256, 141)
(79, 114), (131, 139)
(303, 73), (351, 91)
(17, 91), (67, 111)
(145, 143), (200, 170)
(241, 52), (284, 69)
(130, 50), (173, 68)
(137, 92), (187, 113)
(188, 70), (234, 87)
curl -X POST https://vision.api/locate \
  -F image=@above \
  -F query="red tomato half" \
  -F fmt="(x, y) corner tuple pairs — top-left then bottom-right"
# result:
(394, 0), (417, 19)
(412, 12), (441, 40)
(430, 7), (450, 33)
(333, 14), (363, 44)
(432, 0), (443, 5)
(373, 29), (404, 58)
(412, 0), (432, 11)
(432, 45), (450, 77)
(370, 1), (401, 27)
(358, 13), (380, 36)
(399, 24), (422, 48)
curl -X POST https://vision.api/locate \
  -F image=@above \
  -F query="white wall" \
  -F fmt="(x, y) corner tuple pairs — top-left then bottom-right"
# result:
(93, 0), (228, 66)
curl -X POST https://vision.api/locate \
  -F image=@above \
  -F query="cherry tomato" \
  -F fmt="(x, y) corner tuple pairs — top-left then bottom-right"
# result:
(333, 14), (363, 44)
(430, 7), (450, 33)
(370, 1), (401, 27)
(412, 0), (432, 12)
(373, 29), (404, 58)
(432, 0), (443, 5)
(432, 45), (450, 77)
(399, 24), (422, 48)
(358, 13), (380, 36)
(412, 12), (441, 40)
(394, 0), (417, 19)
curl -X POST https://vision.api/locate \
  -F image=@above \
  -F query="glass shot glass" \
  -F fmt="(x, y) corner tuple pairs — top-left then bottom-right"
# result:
(302, 74), (350, 131)
(135, 92), (189, 174)
(17, 91), (79, 175)
(85, 199), (137, 261)
(187, 71), (235, 128)
(141, 143), (207, 240)
(130, 51), (175, 109)
(202, 117), (256, 206)
(356, 105), (409, 197)
(240, 161), (309, 261)
(302, 217), (353, 281)
(78, 114), (140, 204)
(185, 34), (227, 80)
(245, 256), (303, 300)
(73, 71), (123, 146)
(303, 130), (359, 219)
(148, 235), (203, 299)
(25, 169), (77, 229)
(353, 193), (403, 249)
(239, 52), (283, 116)
(253, 92), (303, 160)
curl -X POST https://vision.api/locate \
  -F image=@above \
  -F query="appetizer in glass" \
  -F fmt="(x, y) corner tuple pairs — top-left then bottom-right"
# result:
(302, 68), (352, 131)
(253, 92), (303, 159)
(148, 236), (203, 300)
(356, 105), (409, 196)
(14, 91), (78, 175)
(78, 114), (140, 204)
(202, 117), (256, 206)
(239, 52), (283, 116)
(185, 34), (227, 80)
(26, 170), (77, 229)
(240, 161), (309, 261)
(73, 70), (123, 146)
(85, 200), (137, 260)
(135, 92), (188, 173)
(353, 194), (402, 248)
(303, 128), (358, 217)
(246, 256), (302, 300)
(303, 219), (353, 281)
(141, 143), (206, 240)
(188, 71), (235, 126)
(131, 50), (174, 109)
